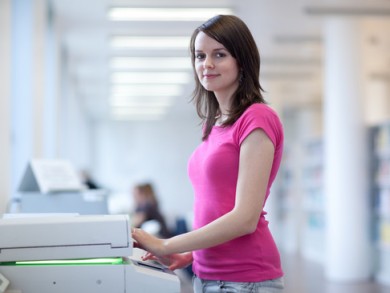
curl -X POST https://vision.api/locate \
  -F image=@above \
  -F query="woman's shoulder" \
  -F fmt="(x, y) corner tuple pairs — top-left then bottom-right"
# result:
(232, 103), (283, 146)
(241, 103), (280, 121)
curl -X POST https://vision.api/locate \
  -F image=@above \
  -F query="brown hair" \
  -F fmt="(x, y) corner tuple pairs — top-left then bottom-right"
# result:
(134, 183), (158, 207)
(189, 15), (266, 141)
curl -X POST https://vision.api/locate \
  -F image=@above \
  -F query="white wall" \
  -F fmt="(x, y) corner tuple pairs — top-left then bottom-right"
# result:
(94, 111), (201, 221)
(57, 83), (92, 172)
(10, 0), (51, 198)
(57, 46), (93, 174)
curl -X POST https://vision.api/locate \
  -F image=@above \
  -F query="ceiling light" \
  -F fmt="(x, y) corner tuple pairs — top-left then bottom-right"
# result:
(109, 96), (174, 107)
(110, 57), (192, 70)
(111, 72), (191, 84)
(111, 107), (166, 115)
(112, 114), (165, 121)
(111, 107), (167, 121)
(110, 84), (182, 96)
(108, 7), (234, 21)
(110, 36), (190, 49)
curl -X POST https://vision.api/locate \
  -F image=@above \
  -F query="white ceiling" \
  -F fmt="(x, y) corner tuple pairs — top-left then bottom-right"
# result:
(49, 0), (390, 121)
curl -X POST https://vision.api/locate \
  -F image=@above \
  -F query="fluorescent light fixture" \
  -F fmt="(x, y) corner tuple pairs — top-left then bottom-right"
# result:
(112, 114), (165, 121)
(111, 107), (167, 121)
(110, 57), (192, 70)
(111, 72), (191, 84)
(112, 107), (166, 115)
(109, 96), (174, 107)
(110, 36), (190, 49)
(108, 7), (234, 21)
(111, 84), (182, 96)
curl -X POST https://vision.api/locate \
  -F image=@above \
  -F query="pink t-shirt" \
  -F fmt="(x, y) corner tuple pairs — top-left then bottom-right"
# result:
(188, 103), (284, 282)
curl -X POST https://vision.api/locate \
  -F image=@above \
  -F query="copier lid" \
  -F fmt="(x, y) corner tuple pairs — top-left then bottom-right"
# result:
(0, 214), (132, 262)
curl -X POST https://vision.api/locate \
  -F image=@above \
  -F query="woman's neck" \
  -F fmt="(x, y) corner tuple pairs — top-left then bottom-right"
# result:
(215, 96), (232, 116)
(215, 112), (229, 126)
(214, 83), (238, 113)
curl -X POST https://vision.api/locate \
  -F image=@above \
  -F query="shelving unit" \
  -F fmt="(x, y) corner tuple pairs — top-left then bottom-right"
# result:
(277, 139), (325, 262)
(301, 139), (325, 263)
(277, 145), (304, 254)
(371, 121), (390, 286)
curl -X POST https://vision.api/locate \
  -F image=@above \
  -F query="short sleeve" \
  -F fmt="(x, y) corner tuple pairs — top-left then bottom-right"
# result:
(235, 103), (283, 148)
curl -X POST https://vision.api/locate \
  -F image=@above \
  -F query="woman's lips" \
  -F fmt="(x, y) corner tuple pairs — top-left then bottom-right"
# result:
(203, 73), (219, 79)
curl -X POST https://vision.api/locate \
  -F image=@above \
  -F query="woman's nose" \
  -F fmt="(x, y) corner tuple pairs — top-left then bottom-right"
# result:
(204, 56), (214, 69)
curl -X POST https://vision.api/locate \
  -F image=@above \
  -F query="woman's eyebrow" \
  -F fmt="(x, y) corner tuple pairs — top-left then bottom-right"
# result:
(194, 47), (226, 52)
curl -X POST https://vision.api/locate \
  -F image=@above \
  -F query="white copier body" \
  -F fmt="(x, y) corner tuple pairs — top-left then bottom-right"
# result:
(0, 214), (180, 293)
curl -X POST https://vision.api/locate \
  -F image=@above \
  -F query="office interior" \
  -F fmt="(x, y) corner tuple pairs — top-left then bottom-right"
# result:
(1, 0), (390, 292)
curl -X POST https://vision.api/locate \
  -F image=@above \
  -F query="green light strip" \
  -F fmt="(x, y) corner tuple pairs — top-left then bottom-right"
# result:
(13, 258), (124, 266)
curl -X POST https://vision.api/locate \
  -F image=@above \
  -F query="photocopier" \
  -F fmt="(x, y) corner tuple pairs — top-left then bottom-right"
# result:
(0, 214), (180, 293)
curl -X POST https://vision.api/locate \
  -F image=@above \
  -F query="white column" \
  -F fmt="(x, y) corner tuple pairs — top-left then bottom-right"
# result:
(11, 0), (48, 195)
(32, 0), (47, 157)
(0, 0), (11, 215)
(43, 5), (60, 158)
(11, 0), (32, 194)
(323, 18), (371, 281)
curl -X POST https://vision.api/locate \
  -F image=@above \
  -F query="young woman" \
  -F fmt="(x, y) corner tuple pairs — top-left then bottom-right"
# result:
(132, 14), (284, 292)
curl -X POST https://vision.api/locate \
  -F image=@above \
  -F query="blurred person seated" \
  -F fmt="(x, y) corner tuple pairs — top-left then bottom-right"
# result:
(131, 182), (171, 238)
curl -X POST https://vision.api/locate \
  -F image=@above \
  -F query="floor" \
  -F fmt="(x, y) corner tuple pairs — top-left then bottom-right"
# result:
(177, 252), (390, 293)
(281, 253), (388, 293)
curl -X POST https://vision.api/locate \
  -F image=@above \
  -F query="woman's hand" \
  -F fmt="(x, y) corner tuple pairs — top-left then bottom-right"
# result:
(132, 228), (193, 271)
(142, 251), (193, 271)
(132, 228), (166, 256)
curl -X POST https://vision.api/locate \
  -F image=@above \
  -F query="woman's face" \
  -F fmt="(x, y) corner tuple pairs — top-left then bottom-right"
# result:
(194, 32), (240, 97)
(133, 187), (144, 203)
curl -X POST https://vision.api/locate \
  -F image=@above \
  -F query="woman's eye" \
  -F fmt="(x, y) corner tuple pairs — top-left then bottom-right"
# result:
(195, 53), (205, 59)
(216, 52), (226, 58)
